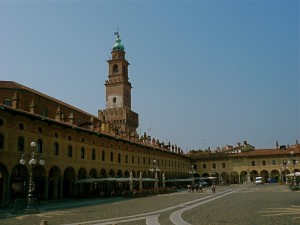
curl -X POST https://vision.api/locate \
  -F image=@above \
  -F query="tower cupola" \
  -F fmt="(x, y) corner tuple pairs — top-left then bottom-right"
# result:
(112, 34), (125, 51)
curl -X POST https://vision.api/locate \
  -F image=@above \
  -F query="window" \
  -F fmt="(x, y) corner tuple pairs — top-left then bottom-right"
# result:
(54, 142), (59, 156)
(102, 150), (105, 161)
(251, 161), (255, 166)
(37, 139), (43, 153)
(203, 164), (206, 169)
(118, 153), (121, 163)
(68, 145), (72, 158)
(41, 108), (48, 117)
(19, 123), (24, 130)
(18, 136), (24, 152)
(81, 147), (85, 159)
(3, 98), (12, 106)
(110, 152), (114, 162)
(125, 155), (128, 164)
(222, 163), (226, 168)
(272, 160), (276, 165)
(132, 155), (134, 164)
(113, 64), (118, 73)
(0, 119), (3, 126)
(0, 133), (4, 149)
(262, 160), (266, 166)
(113, 97), (116, 103)
(212, 163), (216, 169)
(38, 127), (43, 133)
(92, 149), (96, 160)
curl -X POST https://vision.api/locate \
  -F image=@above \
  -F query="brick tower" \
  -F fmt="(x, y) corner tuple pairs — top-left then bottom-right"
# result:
(103, 33), (139, 137)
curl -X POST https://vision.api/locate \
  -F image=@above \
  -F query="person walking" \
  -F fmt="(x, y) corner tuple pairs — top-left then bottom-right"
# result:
(211, 184), (216, 194)
(199, 184), (203, 193)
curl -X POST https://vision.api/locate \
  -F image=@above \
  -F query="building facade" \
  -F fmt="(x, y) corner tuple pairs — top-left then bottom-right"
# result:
(0, 34), (299, 205)
(189, 142), (300, 185)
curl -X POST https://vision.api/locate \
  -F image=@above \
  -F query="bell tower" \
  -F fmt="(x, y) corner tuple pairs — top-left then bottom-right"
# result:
(104, 33), (139, 136)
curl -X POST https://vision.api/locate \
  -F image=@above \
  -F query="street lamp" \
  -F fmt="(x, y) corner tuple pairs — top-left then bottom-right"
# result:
(20, 141), (45, 213)
(280, 160), (287, 184)
(150, 159), (160, 189)
(189, 165), (196, 185)
(287, 151), (298, 186)
(211, 169), (216, 185)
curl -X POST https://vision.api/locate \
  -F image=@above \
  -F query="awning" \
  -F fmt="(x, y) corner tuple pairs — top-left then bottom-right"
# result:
(165, 177), (216, 182)
(75, 177), (155, 183)
(286, 172), (300, 177)
(165, 178), (194, 182)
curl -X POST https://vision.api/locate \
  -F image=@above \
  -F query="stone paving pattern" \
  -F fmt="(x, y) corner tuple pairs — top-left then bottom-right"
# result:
(0, 184), (300, 225)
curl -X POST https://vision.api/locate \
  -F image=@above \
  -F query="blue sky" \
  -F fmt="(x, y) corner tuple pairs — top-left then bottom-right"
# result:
(0, 0), (299, 151)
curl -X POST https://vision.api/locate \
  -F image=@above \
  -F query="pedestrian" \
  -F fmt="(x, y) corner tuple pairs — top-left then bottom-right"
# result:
(187, 185), (191, 193)
(199, 184), (203, 193)
(211, 184), (216, 194)
(191, 184), (195, 193)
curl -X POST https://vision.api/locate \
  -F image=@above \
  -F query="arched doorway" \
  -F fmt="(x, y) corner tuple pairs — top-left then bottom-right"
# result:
(221, 172), (229, 184)
(240, 171), (248, 184)
(0, 163), (9, 205)
(260, 170), (269, 183)
(32, 165), (47, 200)
(48, 166), (62, 199)
(11, 163), (46, 201)
(77, 168), (88, 198)
(63, 167), (76, 198)
(230, 172), (239, 184)
(89, 168), (98, 197)
(250, 170), (259, 183)
(270, 170), (280, 183)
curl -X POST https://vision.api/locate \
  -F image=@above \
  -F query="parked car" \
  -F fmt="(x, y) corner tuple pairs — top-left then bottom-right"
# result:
(255, 176), (264, 184)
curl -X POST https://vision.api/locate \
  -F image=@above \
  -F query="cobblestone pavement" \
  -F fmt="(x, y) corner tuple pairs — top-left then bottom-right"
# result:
(0, 184), (299, 225)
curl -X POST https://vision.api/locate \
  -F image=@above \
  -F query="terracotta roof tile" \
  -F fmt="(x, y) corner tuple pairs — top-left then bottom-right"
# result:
(0, 80), (97, 117)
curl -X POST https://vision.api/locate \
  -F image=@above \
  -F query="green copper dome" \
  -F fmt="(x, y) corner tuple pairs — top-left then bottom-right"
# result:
(112, 34), (125, 51)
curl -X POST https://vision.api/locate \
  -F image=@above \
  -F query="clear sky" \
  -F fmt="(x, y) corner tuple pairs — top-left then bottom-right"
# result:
(0, 0), (299, 152)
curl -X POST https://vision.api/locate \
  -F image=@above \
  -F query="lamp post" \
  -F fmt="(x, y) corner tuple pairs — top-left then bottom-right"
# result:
(280, 160), (287, 184)
(150, 159), (160, 189)
(20, 141), (45, 212)
(211, 169), (216, 185)
(189, 165), (196, 185)
(288, 151), (298, 186)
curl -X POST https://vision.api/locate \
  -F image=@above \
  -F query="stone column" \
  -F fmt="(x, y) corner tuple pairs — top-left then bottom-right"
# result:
(4, 175), (10, 201)
(44, 176), (49, 200)
(59, 177), (63, 199)
(247, 171), (251, 183)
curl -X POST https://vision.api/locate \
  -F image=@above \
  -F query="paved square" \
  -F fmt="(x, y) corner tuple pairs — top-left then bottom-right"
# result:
(1, 184), (299, 225)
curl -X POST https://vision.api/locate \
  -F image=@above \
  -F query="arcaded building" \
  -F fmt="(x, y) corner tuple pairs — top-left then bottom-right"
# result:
(0, 34), (190, 202)
(188, 141), (300, 185)
(0, 34), (299, 204)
